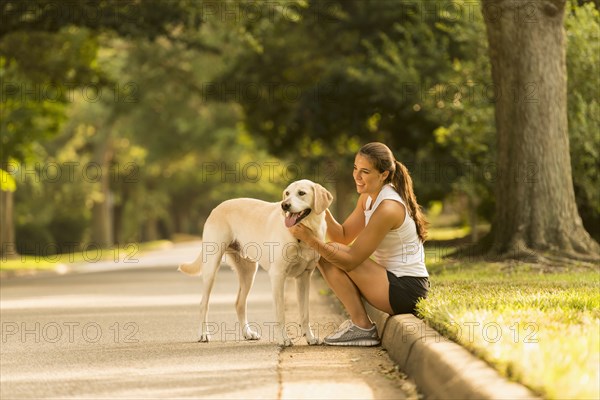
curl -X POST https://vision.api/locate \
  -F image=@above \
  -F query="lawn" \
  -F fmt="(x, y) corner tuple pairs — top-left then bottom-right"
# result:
(418, 249), (600, 399)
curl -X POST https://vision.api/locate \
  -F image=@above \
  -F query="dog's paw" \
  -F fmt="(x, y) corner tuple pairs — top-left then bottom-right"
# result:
(279, 337), (293, 347)
(306, 336), (321, 346)
(198, 334), (210, 343)
(243, 326), (261, 341)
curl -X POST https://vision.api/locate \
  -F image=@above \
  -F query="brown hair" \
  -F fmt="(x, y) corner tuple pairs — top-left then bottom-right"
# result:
(358, 142), (428, 242)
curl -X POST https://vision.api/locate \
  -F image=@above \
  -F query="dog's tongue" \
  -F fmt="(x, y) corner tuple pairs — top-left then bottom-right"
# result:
(285, 213), (300, 228)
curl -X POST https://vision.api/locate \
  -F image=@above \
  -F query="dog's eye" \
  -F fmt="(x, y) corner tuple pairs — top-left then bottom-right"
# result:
(285, 191), (289, 196)
(298, 191), (306, 196)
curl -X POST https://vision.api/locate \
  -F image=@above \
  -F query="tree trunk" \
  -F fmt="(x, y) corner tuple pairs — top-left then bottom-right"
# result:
(90, 128), (114, 248)
(482, 0), (599, 262)
(333, 172), (354, 221)
(0, 189), (18, 259)
(113, 202), (123, 245)
(90, 168), (113, 248)
(142, 217), (159, 242)
(468, 195), (479, 243)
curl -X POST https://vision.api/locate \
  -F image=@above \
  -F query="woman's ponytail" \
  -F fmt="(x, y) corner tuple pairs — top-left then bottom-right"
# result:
(358, 142), (428, 243)
(391, 160), (428, 243)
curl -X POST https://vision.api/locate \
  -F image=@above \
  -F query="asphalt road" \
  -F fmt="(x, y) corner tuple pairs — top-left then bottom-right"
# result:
(1, 242), (416, 399)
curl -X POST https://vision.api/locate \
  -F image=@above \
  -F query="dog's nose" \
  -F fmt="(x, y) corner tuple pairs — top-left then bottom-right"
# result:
(281, 202), (291, 211)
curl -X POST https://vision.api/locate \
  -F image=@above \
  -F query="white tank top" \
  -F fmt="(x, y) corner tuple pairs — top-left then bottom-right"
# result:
(364, 184), (428, 278)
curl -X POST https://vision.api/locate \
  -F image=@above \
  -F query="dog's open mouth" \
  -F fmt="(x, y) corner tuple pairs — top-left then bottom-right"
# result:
(284, 209), (311, 228)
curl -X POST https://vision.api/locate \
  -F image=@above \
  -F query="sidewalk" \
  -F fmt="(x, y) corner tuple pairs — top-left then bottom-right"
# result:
(280, 273), (419, 399)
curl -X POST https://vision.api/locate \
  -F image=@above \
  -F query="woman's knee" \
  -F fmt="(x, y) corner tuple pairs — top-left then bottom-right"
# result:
(317, 260), (331, 276)
(318, 259), (345, 278)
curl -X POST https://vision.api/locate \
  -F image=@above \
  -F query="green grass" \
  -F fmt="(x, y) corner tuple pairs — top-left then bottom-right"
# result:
(418, 256), (600, 399)
(426, 225), (471, 241)
(0, 256), (60, 272)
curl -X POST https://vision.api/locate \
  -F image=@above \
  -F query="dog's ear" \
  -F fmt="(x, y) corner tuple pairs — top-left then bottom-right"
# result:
(312, 183), (333, 214)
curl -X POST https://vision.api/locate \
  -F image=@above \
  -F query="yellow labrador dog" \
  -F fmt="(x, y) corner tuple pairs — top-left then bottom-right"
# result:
(179, 179), (333, 346)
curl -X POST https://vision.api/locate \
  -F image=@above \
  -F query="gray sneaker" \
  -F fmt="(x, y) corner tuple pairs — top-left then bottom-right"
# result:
(324, 320), (380, 346)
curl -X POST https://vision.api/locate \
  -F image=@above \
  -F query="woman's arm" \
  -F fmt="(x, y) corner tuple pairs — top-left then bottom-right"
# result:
(325, 194), (368, 245)
(292, 200), (405, 271)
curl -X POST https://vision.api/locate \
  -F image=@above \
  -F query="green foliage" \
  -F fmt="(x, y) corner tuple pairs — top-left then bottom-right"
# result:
(0, 168), (16, 192)
(1, 27), (101, 85)
(15, 222), (54, 255)
(0, 0), (208, 165)
(218, 0), (475, 207)
(13, 152), (92, 254)
(227, 1), (415, 148)
(0, 25), (105, 166)
(5, 0), (599, 251)
(426, 2), (496, 224)
(565, 1), (600, 239)
(0, 57), (67, 164)
(2, 0), (215, 253)
(1, 0), (204, 43)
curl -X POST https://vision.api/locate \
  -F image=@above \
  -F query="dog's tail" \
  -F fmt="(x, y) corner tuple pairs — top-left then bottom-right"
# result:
(178, 251), (204, 276)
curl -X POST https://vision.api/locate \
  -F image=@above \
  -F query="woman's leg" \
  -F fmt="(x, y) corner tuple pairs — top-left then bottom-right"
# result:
(318, 258), (372, 328)
(347, 258), (395, 315)
(318, 251), (394, 327)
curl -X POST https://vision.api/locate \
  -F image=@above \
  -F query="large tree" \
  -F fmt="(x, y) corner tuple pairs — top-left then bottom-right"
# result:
(1, 0), (206, 255)
(481, 0), (599, 262)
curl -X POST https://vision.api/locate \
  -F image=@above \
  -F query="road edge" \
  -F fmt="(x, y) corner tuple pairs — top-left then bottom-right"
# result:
(365, 303), (540, 400)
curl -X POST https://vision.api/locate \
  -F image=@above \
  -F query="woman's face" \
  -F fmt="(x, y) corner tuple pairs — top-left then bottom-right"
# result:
(353, 154), (389, 195)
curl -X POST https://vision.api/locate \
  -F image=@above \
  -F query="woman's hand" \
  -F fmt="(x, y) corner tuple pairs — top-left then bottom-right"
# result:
(288, 224), (316, 244)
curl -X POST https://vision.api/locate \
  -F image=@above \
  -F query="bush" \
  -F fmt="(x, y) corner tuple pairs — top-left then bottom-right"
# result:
(48, 213), (87, 253)
(15, 222), (55, 256)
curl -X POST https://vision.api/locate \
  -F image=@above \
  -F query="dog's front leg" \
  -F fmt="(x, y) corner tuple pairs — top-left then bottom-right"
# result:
(269, 271), (292, 346)
(296, 269), (319, 345)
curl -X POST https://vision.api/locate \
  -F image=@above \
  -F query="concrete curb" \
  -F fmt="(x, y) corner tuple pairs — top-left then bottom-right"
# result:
(365, 303), (540, 400)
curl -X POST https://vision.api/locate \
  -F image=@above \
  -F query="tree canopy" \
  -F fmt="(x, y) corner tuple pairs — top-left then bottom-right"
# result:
(1, 0), (598, 260)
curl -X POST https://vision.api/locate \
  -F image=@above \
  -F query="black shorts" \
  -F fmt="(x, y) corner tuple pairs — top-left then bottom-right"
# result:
(386, 271), (430, 315)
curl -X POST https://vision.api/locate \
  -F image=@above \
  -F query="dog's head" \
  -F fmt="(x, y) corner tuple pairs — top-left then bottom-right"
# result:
(281, 179), (333, 228)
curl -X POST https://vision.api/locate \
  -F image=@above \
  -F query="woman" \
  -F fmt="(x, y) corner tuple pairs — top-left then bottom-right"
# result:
(288, 142), (429, 346)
